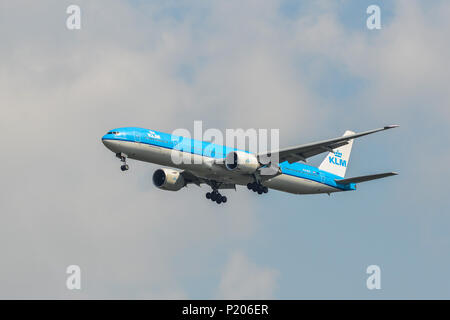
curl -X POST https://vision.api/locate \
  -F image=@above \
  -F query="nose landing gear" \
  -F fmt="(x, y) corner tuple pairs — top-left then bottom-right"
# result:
(116, 153), (129, 171)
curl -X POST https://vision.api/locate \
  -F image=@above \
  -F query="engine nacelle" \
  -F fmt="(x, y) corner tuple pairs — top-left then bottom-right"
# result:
(225, 151), (259, 174)
(152, 168), (185, 191)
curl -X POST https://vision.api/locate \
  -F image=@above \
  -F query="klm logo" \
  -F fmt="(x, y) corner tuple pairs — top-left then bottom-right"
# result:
(148, 130), (161, 139)
(328, 150), (346, 167)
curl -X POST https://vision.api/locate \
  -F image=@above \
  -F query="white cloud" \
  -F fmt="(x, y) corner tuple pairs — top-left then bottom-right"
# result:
(290, 0), (450, 117)
(217, 252), (278, 299)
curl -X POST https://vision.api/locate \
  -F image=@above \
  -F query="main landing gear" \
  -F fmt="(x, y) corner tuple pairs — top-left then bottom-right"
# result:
(247, 182), (268, 195)
(206, 181), (227, 205)
(116, 152), (129, 171)
(206, 190), (227, 205)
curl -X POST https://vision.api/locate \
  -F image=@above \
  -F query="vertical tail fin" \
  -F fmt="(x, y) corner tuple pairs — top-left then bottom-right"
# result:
(318, 130), (354, 178)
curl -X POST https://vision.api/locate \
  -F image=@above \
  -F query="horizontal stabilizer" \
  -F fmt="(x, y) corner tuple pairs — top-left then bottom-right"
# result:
(335, 172), (398, 184)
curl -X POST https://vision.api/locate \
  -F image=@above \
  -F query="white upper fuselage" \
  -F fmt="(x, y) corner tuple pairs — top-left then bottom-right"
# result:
(101, 127), (355, 195)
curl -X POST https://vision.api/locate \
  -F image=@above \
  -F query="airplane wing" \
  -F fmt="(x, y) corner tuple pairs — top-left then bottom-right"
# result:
(181, 170), (235, 189)
(335, 172), (398, 184)
(180, 170), (204, 186)
(258, 125), (399, 164)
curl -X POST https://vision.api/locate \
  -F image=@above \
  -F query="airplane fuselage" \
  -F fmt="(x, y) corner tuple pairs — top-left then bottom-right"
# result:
(102, 127), (356, 195)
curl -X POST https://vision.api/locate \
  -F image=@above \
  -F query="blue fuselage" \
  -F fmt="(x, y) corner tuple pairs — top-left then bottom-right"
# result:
(102, 127), (356, 193)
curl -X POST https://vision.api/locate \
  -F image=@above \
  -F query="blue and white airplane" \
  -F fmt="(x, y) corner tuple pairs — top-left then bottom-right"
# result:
(102, 125), (398, 204)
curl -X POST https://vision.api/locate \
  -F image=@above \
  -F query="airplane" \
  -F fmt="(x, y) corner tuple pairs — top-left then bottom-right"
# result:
(101, 125), (398, 204)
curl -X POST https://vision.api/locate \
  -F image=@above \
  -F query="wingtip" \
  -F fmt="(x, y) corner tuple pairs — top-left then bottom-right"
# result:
(384, 124), (400, 129)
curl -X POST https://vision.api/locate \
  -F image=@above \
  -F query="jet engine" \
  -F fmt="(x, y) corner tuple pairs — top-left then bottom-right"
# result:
(225, 151), (259, 174)
(152, 168), (185, 191)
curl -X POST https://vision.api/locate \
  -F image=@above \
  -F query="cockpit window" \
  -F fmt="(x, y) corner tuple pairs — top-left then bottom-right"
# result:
(107, 131), (119, 135)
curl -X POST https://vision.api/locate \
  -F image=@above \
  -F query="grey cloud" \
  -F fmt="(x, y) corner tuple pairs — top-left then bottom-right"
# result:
(1, 0), (449, 299)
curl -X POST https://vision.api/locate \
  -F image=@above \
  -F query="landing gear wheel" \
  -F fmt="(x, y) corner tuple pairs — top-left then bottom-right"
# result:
(249, 181), (268, 195)
(207, 181), (228, 204)
(117, 153), (129, 171)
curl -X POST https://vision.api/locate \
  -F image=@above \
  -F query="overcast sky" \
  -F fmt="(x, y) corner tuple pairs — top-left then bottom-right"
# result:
(1, 0), (449, 299)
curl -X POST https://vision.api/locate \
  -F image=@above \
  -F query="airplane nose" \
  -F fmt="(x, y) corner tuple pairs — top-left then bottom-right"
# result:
(102, 135), (112, 148)
(102, 132), (121, 152)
